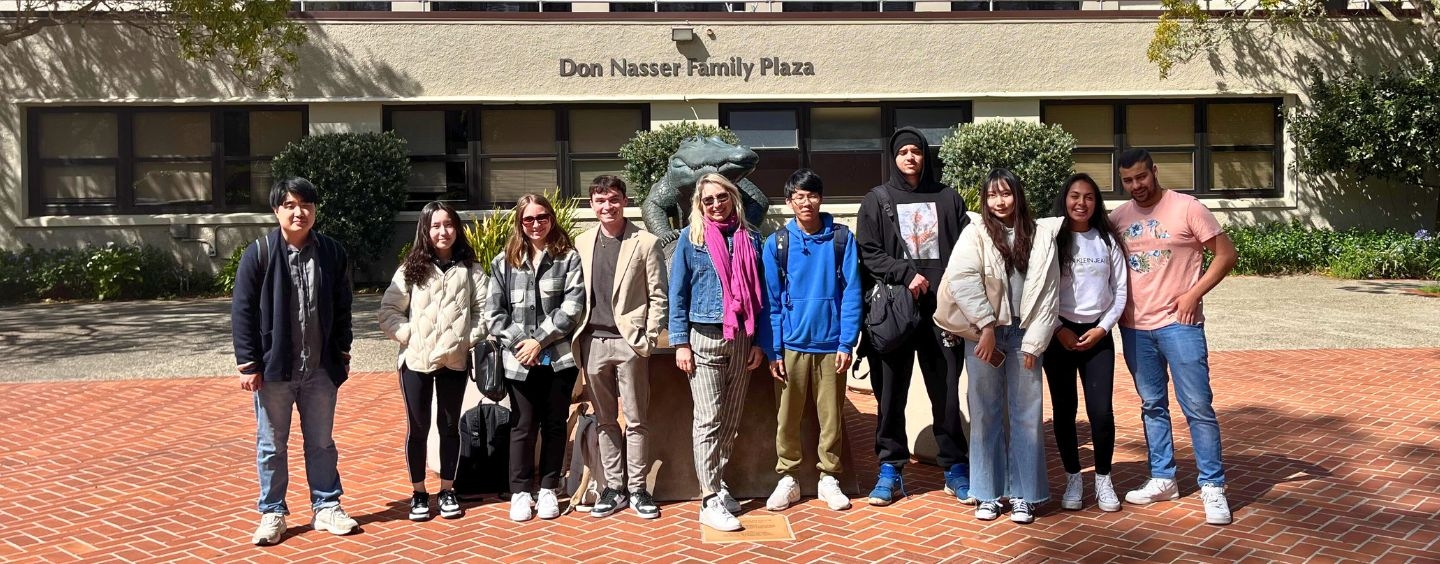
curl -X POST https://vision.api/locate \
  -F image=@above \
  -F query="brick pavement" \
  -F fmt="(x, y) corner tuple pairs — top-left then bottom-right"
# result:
(0, 348), (1437, 563)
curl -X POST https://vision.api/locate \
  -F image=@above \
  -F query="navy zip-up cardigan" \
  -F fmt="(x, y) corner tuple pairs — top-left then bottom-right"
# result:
(231, 228), (354, 387)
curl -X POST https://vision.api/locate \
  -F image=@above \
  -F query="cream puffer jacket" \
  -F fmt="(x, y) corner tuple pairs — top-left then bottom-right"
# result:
(378, 263), (488, 372)
(937, 213), (1061, 357)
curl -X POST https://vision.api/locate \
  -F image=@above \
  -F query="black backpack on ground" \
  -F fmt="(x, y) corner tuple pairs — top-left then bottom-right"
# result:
(453, 402), (511, 499)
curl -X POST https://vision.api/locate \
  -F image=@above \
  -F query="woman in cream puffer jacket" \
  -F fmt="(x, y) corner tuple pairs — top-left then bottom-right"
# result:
(938, 169), (1060, 525)
(378, 201), (487, 522)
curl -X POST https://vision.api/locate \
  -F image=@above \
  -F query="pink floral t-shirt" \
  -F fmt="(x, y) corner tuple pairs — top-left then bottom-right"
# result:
(1110, 190), (1223, 330)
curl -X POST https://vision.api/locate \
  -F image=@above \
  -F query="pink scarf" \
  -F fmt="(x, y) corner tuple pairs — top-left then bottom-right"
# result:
(703, 215), (762, 341)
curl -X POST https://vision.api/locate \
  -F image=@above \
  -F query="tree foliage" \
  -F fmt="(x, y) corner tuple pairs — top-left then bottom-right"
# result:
(937, 120), (1076, 216)
(2, 1), (304, 95)
(617, 122), (740, 204)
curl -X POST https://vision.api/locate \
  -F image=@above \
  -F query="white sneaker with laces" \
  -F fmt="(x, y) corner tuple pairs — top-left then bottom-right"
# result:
(251, 513), (285, 546)
(509, 492), (535, 522)
(699, 495), (742, 532)
(1010, 499), (1035, 524)
(312, 505), (357, 535)
(1095, 474), (1121, 512)
(1124, 477), (1179, 505)
(975, 500), (1002, 521)
(536, 488), (561, 520)
(1200, 485), (1232, 525)
(718, 484), (742, 514)
(1061, 472), (1084, 510)
(766, 476), (801, 511)
(817, 476), (852, 511)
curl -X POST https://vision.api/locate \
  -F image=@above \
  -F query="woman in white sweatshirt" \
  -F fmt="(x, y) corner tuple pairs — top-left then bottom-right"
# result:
(943, 168), (1059, 524)
(378, 201), (487, 522)
(1044, 173), (1127, 513)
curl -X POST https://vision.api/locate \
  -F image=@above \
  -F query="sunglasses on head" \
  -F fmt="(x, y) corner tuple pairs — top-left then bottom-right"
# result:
(521, 213), (552, 226)
(701, 193), (731, 207)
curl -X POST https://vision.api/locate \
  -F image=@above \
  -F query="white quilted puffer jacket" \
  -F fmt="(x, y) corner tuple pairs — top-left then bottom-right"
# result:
(378, 263), (488, 372)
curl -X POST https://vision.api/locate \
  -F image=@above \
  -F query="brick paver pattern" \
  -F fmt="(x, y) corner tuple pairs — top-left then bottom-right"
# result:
(1, 348), (1437, 563)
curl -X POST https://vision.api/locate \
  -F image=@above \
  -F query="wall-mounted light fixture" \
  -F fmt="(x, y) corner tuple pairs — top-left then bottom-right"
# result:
(671, 27), (695, 42)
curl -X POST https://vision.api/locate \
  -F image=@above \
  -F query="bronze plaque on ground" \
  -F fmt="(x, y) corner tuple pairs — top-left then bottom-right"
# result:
(700, 514), (796, 543)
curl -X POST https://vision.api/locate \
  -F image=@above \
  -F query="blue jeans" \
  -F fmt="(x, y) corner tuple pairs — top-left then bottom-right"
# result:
(964, 325), (1049, 503)
(1120, 323), (1226, 487)
(254, 368), (343, 514)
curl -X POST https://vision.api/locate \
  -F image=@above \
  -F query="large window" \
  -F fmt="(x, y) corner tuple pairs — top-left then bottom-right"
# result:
(1042, 99), (1283, 197)
(721, 102), (971, 200)
(28, 107), (306, 216)
(384, 105), (647, 208)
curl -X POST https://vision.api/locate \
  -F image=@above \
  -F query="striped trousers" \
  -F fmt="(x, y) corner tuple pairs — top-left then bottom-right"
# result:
(686, 323), (753, 496)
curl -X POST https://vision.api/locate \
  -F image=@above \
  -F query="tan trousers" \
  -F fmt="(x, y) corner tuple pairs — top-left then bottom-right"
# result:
(774, 350), (844, 477)
(580, 334), (651, 493)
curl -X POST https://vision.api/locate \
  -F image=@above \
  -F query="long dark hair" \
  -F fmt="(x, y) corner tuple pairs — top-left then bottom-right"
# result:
(1053, 173), (1121, 275)
(505, 193), (574, 268)
(982, 168), (1036, 276)
(402, 201), (476, 287)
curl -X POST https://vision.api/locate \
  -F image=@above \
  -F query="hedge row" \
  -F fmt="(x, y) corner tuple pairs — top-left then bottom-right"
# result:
(0, 244), (215, 303)
(1225, 222), (1438, 279)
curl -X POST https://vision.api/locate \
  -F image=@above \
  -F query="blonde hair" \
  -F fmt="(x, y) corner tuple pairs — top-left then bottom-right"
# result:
(504, 193), (573, 268)
(687, 173), (752, 247)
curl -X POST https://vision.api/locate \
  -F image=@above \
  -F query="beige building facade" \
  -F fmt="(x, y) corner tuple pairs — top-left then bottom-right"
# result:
(2, 8), (1435, 273)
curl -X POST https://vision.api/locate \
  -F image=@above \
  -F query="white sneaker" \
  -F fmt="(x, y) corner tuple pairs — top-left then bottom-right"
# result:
(1095, 474), (1121, 512)
(975, 500), (1002, 521)
(817, 476), (852, 511)
(1010, 499), (1035, 524)
(718, 484), (742, 514)
(311, 505), (357, 535)
(1061, 472), (1083, 510)
(251, 513), (285, 546)
(766, 476), (801, 511)
(1124, 477), (1179, 505)
(1200, 485), (1232, 525)
(535, 488), (561, 520)
(509, 492), (535, 522)
(699, 495), (742, 532)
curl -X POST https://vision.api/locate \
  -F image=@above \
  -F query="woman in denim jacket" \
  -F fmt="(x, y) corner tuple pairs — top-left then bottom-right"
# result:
(484, 193), (586, 523)
(668, 173), (767, 533)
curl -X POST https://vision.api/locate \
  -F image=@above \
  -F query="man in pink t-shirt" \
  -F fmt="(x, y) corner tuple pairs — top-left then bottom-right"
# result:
(1110, 149), (1238, 526)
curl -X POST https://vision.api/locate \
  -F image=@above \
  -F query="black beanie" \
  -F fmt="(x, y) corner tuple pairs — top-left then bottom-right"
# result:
(891, 130), (925, 156)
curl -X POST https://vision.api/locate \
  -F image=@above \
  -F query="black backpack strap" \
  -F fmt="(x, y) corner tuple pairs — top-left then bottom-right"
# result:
(775, 229), (789, 296)
(256, 232), (271, 281)
(831, 224), (849, 284)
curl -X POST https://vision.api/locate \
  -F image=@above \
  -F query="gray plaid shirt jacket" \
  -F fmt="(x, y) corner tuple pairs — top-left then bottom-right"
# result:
(483, 248), (586, 381)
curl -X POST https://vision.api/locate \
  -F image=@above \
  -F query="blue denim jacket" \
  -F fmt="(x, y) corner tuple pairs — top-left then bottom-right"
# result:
(668, 226), (764, 346)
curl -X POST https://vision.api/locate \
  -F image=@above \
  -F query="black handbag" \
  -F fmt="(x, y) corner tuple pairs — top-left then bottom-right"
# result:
(862, 186), (921, 354)
(469, 338), (505, 402)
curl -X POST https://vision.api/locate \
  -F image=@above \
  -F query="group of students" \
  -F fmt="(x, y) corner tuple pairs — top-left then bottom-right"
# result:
(232, 126), (1237, 546)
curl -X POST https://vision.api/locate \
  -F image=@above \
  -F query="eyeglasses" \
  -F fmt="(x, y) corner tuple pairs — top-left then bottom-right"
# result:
(701, 193), (731, 207)
(789, 193), (821, 204)
(521, 213), (552, 226)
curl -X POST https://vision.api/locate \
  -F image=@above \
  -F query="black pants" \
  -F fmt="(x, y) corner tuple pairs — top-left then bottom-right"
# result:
(1042, 317), (1117, 475)
(507, 365), (578, 493)
(871, 313), (969, 469)
(399, 364), (468, 484)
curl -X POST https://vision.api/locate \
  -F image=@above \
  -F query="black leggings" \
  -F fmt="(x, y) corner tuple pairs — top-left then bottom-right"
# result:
(507, 365), (578, 493)
(1042, 318), (1116, 475)
(400, 364), (468, 485)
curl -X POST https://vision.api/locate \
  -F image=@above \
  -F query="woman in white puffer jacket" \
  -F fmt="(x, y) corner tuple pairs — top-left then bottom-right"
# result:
(378, 201), (487, 523)
(940, 168), (1060, 525)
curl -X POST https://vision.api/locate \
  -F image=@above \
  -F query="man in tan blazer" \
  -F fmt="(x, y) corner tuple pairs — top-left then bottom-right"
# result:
(573, 175), (668, 520)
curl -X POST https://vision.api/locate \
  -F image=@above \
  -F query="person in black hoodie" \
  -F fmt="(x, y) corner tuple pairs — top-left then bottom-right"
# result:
(858, 127), (973, 506)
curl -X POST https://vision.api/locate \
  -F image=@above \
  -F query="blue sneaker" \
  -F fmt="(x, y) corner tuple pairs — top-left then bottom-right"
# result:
(867, 463), (906, 506)
(945, 463), (977, 505)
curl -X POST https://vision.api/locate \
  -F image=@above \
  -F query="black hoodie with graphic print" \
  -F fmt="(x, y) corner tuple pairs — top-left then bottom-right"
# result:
(856, 126), (971, 307)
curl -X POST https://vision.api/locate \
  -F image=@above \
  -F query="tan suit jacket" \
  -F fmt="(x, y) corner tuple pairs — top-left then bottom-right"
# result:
(573, 220), (669, 358)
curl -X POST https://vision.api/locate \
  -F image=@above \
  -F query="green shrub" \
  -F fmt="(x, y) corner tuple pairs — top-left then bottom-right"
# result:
(938, 120), (1076, 215)
(217, 244), (248, 295)
(0, 244), (215, 303)
(618, 122), (739, 204)
(270, 131), (410, 271)
(1222, 222), (1440, 279)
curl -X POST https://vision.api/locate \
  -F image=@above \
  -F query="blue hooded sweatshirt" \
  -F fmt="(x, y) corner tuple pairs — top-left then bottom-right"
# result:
(761, 213), (863, 361)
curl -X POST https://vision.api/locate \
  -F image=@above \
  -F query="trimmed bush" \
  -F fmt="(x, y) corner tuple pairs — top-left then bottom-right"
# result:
(938, 120), (1076, 216)
(618, 122), (739, 204)
(270, 132), (410, 270)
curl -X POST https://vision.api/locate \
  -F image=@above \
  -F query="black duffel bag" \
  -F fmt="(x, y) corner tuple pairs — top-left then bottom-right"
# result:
(864, 282), (920, 354)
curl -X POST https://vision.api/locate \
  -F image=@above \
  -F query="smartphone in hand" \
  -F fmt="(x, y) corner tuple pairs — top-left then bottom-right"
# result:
(987, 350), (1007, 368)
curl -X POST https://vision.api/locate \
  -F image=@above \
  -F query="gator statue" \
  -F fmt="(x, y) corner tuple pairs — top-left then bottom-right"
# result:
(641, 136), (770, 246)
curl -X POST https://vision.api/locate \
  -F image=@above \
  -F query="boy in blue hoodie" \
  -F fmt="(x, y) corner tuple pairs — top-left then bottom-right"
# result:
(761, 169), (862, 512)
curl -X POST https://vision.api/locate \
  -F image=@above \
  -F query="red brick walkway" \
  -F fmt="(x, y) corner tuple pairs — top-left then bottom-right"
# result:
(1, 348), (1437, 563)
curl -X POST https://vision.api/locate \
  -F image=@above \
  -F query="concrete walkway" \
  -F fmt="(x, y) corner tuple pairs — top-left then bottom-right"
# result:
(0, 275), (1435, 382)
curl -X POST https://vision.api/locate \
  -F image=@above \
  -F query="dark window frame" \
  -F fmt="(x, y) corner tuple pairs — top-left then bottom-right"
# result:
(1040, 98), (1284, 199)
(26, 105), (309, 217)
(721, 100), (973, 202)
(382, 103), (650, 209)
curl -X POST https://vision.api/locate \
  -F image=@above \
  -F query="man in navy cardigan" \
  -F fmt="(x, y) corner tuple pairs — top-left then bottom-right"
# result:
(231, 177), (356, 546)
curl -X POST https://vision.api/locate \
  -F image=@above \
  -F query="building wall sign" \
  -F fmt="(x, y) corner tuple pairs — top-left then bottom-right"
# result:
(559, 57), (816, 81)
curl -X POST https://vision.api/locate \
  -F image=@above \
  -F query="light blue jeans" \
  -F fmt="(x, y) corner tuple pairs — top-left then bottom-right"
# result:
(964, 324), (1049, 504)
(254, 368), (343, 514)
(1120, 323), (1226, 487)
